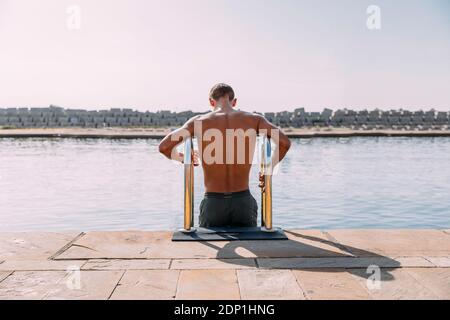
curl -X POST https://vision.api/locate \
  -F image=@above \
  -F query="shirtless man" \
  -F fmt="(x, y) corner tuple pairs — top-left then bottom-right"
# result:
(159, 83), (291, 227)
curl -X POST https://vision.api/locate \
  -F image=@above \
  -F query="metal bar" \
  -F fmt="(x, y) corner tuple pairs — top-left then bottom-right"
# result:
(260, 136), (266, 227)
(260, 136), (273, 230)
(183, 137), (194, 231)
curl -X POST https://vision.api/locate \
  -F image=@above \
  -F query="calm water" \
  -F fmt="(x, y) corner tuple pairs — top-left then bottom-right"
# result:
(1, 137), (449, 232)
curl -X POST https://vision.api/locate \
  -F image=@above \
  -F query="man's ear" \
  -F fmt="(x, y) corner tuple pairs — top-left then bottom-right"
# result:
(231, 98), (237, 107)
(209, 98), (216, 107)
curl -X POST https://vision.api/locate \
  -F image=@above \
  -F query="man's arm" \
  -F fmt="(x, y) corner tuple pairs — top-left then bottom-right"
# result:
(256, 115), (291, 168)
(158, 116), (199, 163)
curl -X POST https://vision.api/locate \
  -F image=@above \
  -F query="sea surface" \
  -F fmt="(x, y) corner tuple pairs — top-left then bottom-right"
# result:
(1, 137), (449, 231)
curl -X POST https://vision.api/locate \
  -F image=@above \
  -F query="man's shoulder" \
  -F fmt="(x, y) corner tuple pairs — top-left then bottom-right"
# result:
(189, 110), (266, 123)
(185, 113), (209, 123)
(241, 111), (267, 125)
(191, 111), (215, 120)
(234, 110), (265, 120)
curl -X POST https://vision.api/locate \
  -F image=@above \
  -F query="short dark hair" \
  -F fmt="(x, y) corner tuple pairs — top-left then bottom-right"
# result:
(209, 83), (235, 101)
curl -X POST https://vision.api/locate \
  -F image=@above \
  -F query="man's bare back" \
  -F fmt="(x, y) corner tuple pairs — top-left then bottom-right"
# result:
(159, 83), (290, 227)
(192, 109), (260, 193)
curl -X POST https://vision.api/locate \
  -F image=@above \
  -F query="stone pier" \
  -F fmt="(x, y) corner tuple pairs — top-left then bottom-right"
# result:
(1, 106), (449, 131)
(0, 229), (449, 300)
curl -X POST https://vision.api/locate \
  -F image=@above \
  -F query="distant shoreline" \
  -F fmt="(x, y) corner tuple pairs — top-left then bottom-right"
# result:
(1, 127), (450, 139)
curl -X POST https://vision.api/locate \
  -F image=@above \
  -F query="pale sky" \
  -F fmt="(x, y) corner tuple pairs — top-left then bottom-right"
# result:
(0, 0), (449, 112)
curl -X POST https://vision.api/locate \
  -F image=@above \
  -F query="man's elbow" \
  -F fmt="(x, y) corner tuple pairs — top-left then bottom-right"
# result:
(286, 138), (292, 150)
(281, 137), (291, 153)
(158, 142), (170, 158)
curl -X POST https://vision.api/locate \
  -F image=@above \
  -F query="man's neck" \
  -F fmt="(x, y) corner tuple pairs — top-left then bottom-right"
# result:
(214, 102), (234, 113)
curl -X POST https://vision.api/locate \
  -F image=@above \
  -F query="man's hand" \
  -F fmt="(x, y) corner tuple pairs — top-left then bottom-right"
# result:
(258, 172), (265, 191)
(179, 150), (200, 166)
(193, 150), (200, 166)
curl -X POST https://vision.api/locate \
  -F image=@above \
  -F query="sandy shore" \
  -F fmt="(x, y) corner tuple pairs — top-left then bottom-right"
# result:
(1, 127), (450, 139)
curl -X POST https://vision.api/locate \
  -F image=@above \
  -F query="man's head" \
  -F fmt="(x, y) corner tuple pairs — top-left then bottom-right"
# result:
(209, 83), (237, 109)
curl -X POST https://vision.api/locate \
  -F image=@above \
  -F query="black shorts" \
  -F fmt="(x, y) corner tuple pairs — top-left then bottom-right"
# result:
(199, 189), (258, 228)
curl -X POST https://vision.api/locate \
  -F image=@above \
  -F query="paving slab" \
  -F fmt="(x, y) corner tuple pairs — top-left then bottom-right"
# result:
(237, 270), (305, 300)
(209, 236), (349, 258)
(56, 230), (350, 260)
(0, 260), (86, 271)
(0, 270), (123, 300)
(236, 231), (344, 258)
(424, 256), (450, 267)
(110, 270), (179, 300)
(171, 258), (256, 270)
(349, 268), (439, 300)
(44, 270), (123, 300)
(176, 270), (240, 300)
(257, 256), (432, 269)
(0, 271), (12, 282)
(405, 268), (450, 299)
(286, 230), (352, 254)
(293, 269), (371, 300)
(0, 271), (67, 300)
(82, 259), (170, 270)
(393, 256), (435, 267)
(1, 230), (450, 300)
(55, 231), (228, 259)
(0, 232), (81, 260)
(327, 230), (450, 257)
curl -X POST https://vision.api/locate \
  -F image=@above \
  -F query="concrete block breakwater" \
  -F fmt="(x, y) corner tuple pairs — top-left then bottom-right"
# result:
(0, 106), (449, 130)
